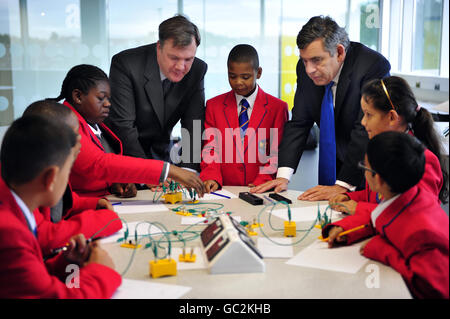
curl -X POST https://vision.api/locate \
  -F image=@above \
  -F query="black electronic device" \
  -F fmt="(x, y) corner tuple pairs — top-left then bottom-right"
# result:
(239, 192), (263, 205)
(268, 192), (292, 204)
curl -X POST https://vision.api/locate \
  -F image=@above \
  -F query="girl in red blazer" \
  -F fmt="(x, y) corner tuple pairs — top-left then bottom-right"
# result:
(0, 116), (121, 298)
(329, 76), (448, 215)
(200, 45), (288, 191)
(48, 64), (205, 198)
(324, 132), (449, 299)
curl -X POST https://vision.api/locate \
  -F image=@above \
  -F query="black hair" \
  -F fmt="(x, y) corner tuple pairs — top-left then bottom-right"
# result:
(362, 76), (448, 203)
(23, 99), (74, 125)
(1, 115), (77, 186)
(48, 64), (108, 105)
(159, 14), (200, 48)
(297, 15), (350, 55)
(227, 44), (260, 70)
(367, 131), (425, 194)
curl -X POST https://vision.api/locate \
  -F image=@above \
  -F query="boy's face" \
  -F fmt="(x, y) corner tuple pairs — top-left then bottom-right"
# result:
(228, 61), (262, 97)
(76, 80), (111, 125)
(363, 155), (380, 193)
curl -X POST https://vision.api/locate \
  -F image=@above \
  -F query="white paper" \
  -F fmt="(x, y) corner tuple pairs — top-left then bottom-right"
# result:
(113, 203), (169, 214)
(270, 205), (339, 222)
(257, 237), (293, 258)
(199, 189), (237, 200)
(112, 279), (191, 299)
(171, 247), (207, 270)
(286, 240), (368, 274)
(180, 215), (241, 225)
(100, 221), (163, 244)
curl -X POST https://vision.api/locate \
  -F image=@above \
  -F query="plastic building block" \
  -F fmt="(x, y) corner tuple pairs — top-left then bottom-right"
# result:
(164, 192), (183, 204)
(149, 258), (177, 278)
(120, 240), (142, 249)
(284, 221), (297, 237)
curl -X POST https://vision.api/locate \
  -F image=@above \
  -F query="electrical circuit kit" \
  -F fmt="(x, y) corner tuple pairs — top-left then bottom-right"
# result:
(82, 185), (340, 279)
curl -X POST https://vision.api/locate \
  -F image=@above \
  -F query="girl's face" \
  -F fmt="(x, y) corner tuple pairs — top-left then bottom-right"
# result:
(75, 80), (111, 125)
(360, 96), (394, 139)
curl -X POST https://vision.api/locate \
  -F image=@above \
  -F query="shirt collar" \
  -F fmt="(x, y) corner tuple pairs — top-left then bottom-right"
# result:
(235, 85), (259, 109)
(88, 123), (102, 138)
(332, 62), (344, 86)
(160, 70), (167, 82)
(371, 193), (401, 228)
(10, 189), (37, 235)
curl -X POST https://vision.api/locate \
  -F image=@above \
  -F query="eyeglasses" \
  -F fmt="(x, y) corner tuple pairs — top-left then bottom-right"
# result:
(380, 79), (396, 111)
(358, 161), (377, 176)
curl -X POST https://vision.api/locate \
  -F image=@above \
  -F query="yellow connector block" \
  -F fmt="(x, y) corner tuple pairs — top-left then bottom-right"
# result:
(187, 200), (199, 204)
(179, 253), (196, 263)
(284, 221), (297, 237)
(164, 192), (183, 204)
(247, 228), (258, 236)
(120, 242), (142, 249)
(314, 224), (322, 229)
(250, 222), (264, 229)
(149, 258), (177, 278)
(176, 211), (192, 216)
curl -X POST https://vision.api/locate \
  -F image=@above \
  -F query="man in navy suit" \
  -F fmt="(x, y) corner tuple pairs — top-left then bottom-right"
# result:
(106, 15), (207, 174)
(252, 15), (390, 200)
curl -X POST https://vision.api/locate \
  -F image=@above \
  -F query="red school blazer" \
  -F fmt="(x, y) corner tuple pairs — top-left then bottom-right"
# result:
(0, 178), (121, 298)
(345, 147), (443, 217)
(200, 88), (288, 187)
(64, 101), (164, 197)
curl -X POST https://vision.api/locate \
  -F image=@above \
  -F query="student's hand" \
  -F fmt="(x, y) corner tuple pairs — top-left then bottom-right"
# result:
(110, 183), (137, 198)
(327, 226), (346, 248)
(359, 239), (370, 255)
(96, 198), (113, 211)
(85, 241), (116, 269)
(204, 180), (219, 193)
(332, 200), (357, 215)
(250, 178), (288, 194)
(147, 178), (172, 192)
(168, 165), (205, 198)
(64, 234), (91, 265)
(298, 185), (347, 201)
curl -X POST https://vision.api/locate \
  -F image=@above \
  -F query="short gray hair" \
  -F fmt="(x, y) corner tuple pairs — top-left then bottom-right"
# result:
(159, 14), (201, 48)
(297, 16), (350, 56)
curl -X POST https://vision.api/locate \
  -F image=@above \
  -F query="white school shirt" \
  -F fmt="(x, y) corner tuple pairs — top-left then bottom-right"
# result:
(11, 189), (37, 236)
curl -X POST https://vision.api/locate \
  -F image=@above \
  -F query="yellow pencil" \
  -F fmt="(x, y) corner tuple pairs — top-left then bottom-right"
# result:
(321, 224), (368, 242)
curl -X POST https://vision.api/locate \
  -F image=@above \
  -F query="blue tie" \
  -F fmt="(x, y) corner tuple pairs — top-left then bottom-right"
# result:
(239, 99), (250, 135)
(318, 81), (336, 185)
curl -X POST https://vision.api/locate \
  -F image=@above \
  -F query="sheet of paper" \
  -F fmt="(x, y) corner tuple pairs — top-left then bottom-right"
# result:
(257, 237), (293, 258)
(270, 205), (340, 222)
(199, 189), (238, 200)
(113, 202), (169, 214)
(171, 247), (207, 270)
(286, 240), (368, 274)
(180, 215), (241, 225)
(112, 279), (191, 299)
(100, 221), (162, 244)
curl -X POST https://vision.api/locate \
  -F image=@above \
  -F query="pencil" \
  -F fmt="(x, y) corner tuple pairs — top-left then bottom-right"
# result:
(210, 192), (231, 199)
(321, 224), (368, 242)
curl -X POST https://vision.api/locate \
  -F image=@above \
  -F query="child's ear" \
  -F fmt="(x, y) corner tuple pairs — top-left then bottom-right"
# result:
(41, 166), (59, 192)
(256, 67), (262, 79)
(388, 109), (400, 125)
(72, 89), (83, 105)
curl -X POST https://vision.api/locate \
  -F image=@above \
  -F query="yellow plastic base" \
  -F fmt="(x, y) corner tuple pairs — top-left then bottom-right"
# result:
(120, 242), (142, 249)
(149, 258), (177, 278)
(250, 222), (264, 229)
(247, 228), (258, 236)
(164, 192), (183, 204)
(284, 221), (297, 237)
(176, 211), (192, 216)
(179, 253), (196, 263)
(187, 200), (199, 204)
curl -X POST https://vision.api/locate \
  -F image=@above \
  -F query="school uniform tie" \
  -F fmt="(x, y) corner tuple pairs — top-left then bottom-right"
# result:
(239, 99), (250, 136)
(318, 81), (336, 185)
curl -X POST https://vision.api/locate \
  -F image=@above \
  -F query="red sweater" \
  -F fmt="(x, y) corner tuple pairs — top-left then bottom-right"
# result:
(0, 179), (121, 298)
(64, 101), (165, 197)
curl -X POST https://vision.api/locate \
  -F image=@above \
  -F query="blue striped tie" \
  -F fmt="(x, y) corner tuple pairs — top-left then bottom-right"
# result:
(318, 81), (336, 185)
(239, 99), (250, 136)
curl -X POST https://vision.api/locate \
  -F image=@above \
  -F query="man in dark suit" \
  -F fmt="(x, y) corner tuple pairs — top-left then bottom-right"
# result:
(252, 16), (390, 200)
(106, 15), (207, 174)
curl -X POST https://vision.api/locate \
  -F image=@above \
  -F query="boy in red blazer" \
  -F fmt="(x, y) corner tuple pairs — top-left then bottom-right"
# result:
(200, 44), (288, 191)
(22, 100), (122, 255)
(0, 116), (121, 298)
(323, 132), (449, 299)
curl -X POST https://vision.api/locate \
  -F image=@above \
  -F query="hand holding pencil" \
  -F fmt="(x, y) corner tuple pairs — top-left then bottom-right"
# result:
(324, 224), (368, 248)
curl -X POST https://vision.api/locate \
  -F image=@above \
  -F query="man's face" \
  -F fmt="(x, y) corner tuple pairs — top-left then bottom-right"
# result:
(156, 38), (197, 83)
(299, 38), (345, 86)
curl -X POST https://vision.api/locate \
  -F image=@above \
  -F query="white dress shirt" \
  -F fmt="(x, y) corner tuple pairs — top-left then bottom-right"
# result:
(11, 189), (37, 236)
